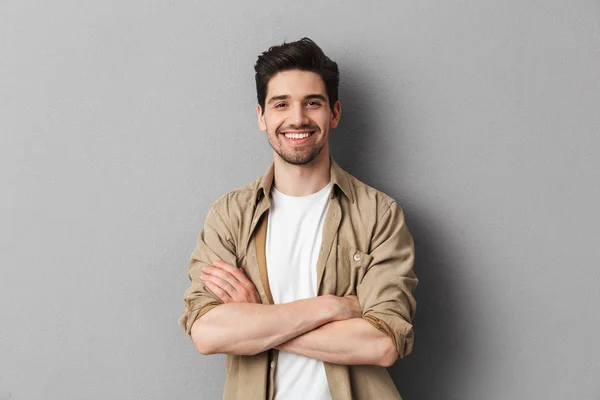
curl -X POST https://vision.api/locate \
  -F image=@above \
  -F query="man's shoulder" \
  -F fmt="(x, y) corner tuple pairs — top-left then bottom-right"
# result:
(209, 175), (262, 215)
(343, 169), (397, 214)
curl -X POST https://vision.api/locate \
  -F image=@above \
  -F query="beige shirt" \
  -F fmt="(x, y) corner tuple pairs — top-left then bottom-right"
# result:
(179, 158), (418, 400)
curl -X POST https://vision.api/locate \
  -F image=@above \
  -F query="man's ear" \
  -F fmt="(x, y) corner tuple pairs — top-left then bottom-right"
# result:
(257, 105), (266, 132)
(329, 101), (341, 129)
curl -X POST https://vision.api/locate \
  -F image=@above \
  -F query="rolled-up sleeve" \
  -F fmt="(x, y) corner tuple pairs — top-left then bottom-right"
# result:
(358, 201), (418, 359)
(178, 201), (238, 335)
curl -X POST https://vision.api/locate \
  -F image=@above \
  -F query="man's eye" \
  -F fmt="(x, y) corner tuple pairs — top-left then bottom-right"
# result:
(307, 101), (321, 107)
(275, 103), (287, 108)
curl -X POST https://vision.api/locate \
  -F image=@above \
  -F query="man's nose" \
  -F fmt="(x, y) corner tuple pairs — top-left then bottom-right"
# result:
(289, 104), (309, 126)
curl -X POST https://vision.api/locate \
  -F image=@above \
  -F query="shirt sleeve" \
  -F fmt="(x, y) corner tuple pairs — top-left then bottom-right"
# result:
(178, 201), (238, 335)
(358, 201), (418, 359)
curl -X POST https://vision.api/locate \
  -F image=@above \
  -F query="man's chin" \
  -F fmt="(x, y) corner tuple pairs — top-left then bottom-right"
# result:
(274, 153), (308, 165)
(277, 149), (324, 166)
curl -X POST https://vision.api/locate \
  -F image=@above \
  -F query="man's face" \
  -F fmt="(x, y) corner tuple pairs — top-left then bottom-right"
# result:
(257, 69), (341, 165)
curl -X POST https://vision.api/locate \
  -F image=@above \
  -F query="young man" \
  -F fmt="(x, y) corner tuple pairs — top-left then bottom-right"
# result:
(179, 38), (418, 400)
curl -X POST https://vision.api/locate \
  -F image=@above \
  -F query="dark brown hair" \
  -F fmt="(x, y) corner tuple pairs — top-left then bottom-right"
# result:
(254, 37), (339, 114)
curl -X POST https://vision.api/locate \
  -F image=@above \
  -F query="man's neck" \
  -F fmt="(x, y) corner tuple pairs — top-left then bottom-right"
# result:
(272, 152), (331, 197)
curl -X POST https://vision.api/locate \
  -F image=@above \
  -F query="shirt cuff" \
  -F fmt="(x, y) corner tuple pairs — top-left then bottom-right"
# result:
(179, 303), (220, 335)
(363, 314), (414, 359)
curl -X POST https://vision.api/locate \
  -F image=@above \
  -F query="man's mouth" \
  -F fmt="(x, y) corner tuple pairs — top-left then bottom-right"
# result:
(281, 131), (315, 140)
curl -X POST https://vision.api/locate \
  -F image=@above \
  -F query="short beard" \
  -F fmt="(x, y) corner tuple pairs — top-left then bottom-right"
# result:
(267, 134), (324, 166)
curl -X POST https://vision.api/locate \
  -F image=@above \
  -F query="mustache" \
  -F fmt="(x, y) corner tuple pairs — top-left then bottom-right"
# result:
(277, 125), (319, 134)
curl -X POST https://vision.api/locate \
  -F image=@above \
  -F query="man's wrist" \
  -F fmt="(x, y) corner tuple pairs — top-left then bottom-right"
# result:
(318, 294), (344, 323)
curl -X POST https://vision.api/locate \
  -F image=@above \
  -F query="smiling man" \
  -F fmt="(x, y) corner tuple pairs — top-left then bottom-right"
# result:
(179, 38), (418, 400)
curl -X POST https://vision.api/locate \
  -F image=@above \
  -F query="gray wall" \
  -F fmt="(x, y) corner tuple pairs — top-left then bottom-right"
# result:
(2, 1), (599, 399)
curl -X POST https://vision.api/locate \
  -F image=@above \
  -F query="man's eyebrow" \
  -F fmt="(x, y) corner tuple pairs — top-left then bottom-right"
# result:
(267, 95), (290, 104)
(304, 94), (328, 102)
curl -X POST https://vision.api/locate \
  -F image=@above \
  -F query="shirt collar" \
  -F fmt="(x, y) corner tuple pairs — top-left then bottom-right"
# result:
(255, 157), (354, 205)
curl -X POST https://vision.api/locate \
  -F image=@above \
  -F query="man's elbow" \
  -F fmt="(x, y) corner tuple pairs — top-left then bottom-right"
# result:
(378, 337), (399, 368)
(193, 339), (217, 356)
(190, 319), (218, 355)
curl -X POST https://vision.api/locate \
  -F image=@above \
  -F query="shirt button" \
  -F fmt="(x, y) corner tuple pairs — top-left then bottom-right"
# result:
(270, 361), (275, 368)
(353, 253), (361, 261)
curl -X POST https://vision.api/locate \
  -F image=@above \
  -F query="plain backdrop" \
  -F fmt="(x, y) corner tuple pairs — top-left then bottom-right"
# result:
(2, 1), (600, 399)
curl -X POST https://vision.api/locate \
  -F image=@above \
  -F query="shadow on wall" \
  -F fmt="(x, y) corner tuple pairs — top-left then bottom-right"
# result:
(389, 213), (472, 400)
(331, 66), (475, 400)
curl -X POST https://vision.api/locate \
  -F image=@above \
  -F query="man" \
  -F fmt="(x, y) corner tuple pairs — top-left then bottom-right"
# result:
(179, 37), (417, 400)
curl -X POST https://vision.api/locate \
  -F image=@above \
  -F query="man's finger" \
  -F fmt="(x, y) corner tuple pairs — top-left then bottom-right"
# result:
(212, 260), (255, 289)
(204, 274), (237, 296)
(204, 281), (233, 303)
(213, 259), (238, 272)
(203, 266), (242, 289)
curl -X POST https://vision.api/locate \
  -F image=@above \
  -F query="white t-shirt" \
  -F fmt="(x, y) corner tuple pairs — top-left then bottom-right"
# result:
(266, 182), (333, 400)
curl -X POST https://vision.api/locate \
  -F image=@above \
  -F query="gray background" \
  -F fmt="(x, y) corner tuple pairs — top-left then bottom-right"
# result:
(1, 0), (599, 399)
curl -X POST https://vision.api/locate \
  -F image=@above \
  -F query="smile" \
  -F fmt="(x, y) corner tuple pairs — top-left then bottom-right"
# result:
(281, 131), (315, 140)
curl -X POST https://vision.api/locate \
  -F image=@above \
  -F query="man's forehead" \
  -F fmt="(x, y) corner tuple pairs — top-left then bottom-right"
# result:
(266, 70), (327, 97)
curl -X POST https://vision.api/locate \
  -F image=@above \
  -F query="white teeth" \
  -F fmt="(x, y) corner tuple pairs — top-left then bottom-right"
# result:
(284, 132), (312, 139)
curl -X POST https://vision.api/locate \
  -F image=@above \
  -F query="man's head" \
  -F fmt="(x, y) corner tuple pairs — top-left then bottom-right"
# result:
(255, 38), (340, 113)
(254, 38), (341, 166)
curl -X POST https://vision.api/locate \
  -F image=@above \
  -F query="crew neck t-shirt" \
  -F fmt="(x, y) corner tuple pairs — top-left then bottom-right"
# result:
(266, 182), (333, 400)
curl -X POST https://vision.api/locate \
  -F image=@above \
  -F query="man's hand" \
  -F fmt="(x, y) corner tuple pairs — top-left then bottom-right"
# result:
(200, 260), (261, 304)
(333, 295), (362, 321)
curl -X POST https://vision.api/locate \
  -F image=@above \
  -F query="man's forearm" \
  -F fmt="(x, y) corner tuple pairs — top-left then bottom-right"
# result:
(275, 318), (398, 367)
(191, 295), (340, 356)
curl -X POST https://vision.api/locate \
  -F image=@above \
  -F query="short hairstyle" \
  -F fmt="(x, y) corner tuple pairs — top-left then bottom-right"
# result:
(254, 37), (339, 114)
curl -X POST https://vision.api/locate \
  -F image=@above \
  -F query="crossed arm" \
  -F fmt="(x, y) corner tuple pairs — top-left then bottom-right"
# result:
(183, 201), (416, 368)
(190, 261), (399, 367)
